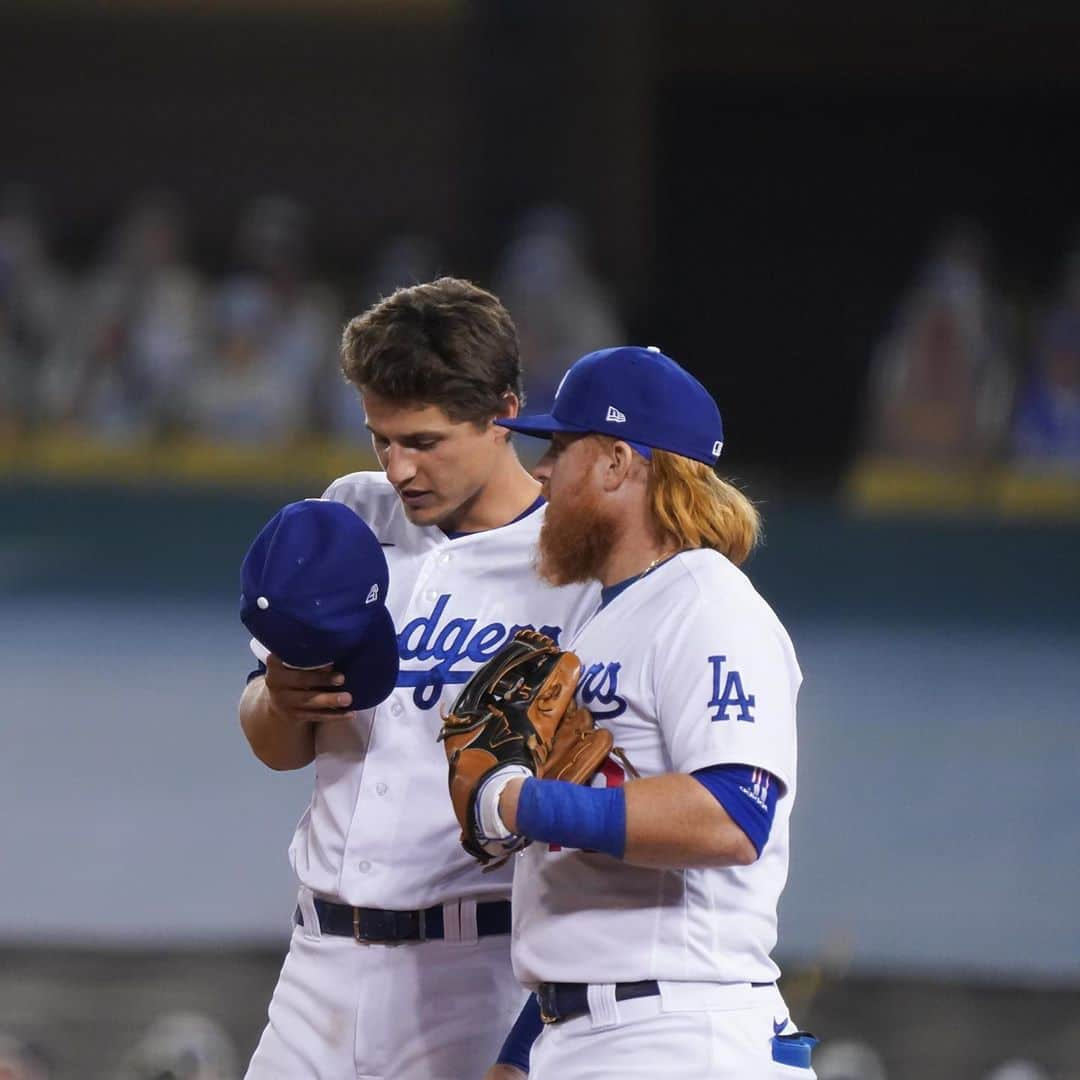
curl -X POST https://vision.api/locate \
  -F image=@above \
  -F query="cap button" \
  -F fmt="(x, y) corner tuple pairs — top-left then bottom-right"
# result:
(256, 596), (270, 610)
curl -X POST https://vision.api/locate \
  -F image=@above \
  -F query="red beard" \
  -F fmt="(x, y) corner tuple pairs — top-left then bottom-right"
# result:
(537, 483), (619, 586)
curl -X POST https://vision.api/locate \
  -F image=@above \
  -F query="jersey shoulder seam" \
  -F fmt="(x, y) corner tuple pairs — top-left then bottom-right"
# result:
(322, 471), (406, 539)
(323, 470), (393, 496)
(680, 550), (779, 625)
(678, 551), (800, 683)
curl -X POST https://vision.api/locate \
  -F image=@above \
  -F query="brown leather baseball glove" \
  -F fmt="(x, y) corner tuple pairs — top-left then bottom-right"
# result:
(438, 629), (614, 864)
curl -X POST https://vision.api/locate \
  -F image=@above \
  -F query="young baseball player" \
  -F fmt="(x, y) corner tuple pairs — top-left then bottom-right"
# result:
(239, 278), (599, 1080)
(479, 346), (817, 1078)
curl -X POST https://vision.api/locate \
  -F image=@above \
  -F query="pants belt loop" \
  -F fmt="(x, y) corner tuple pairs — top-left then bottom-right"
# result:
(297, 887), (321, 941)
(458, 899), (479, 945)
(587, 983), (620, 1030)
(441, 900), (461, 944)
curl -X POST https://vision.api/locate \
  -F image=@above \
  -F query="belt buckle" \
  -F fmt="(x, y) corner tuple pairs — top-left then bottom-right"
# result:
(537, 984), (559, 1025)
(354, 907), (398, 944)
(352, 907), (421, 945)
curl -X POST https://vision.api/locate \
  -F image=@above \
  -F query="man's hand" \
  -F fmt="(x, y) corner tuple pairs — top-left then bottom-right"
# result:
(483, 1066), (527, 1080)
(240, 654), (358, 771)
(262, 653), (358, 725)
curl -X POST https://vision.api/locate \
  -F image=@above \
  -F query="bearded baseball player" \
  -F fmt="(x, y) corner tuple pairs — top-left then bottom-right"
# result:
(238, 278), (599, 1080)
(449, 346), (816, 1078)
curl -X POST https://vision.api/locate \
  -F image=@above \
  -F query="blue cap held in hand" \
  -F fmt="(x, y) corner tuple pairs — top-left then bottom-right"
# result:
(497, 345), (724, 465)
(240, 499), (399, 710)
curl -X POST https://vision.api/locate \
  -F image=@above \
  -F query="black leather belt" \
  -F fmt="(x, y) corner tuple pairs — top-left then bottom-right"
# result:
(536, 979), (776, 1024)
(296, 897), (511, 943)
(537, 980), (660, 1024)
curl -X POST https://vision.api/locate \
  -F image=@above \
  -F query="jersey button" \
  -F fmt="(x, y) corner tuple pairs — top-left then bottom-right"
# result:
(358, 860), (372, 873)
(390, 701), (403, 717)
(425, 589), (439, 601)
(375, 782), (388, 796)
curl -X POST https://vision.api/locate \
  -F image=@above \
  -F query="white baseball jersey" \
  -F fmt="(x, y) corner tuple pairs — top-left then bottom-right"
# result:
(287, 470), (600, 908)
(511, 547), (802, 987)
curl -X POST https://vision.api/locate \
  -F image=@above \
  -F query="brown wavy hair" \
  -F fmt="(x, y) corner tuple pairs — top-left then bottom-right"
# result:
(647, 449), (761, 567)
(340, 277), (521, 425)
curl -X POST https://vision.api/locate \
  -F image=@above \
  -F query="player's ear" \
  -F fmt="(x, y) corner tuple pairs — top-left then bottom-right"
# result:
(491, 391), (519, 444)
(601, 440), (636, 491)
(495, 391), (520, 420)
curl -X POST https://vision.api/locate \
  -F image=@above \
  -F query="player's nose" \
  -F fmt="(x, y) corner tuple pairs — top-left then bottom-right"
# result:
(384, 445), (417, 487)
(532, 451), (553, 485)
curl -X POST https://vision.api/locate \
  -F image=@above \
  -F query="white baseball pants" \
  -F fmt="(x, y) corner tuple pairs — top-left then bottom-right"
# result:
(529, 981), (817, 1079)
(245, 899), (524, 1080)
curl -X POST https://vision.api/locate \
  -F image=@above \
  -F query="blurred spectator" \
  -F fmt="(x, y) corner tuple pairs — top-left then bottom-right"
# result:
(981, 1060), (1051, 1080)
(362, 231), (445, 303)
(113, 1012), (239, 1080)
(814, 1037), (888, 1080)
(0, 1032), (52, 1080)
(492, 203), (624, 411)
(0, 186), (69, 437)
(188, 195), (341, 444)
(328, 230), (446, 439)
(863, 219), (1015, 466)
(39, 191), (206, 442)
(1012, 248), (1080, 469)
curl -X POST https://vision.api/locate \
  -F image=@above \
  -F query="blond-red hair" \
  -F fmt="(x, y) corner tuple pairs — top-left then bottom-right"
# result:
(647, 449), (761, 566)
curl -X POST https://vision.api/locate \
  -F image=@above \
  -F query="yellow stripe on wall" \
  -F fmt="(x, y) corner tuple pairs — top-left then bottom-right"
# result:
(0, 434), (378, 492)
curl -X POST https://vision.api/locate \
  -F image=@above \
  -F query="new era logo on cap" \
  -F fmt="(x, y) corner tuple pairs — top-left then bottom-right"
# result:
(606, 405), (627, 423)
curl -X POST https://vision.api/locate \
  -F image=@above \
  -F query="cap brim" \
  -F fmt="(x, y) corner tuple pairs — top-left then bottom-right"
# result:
(335, 604), (400, 709)
(496, 413), (591, 439)
(499, 413), (655, 459)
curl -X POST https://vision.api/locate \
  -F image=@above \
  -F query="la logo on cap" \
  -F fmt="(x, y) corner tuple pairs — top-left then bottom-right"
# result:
(606, 405), (627, 423)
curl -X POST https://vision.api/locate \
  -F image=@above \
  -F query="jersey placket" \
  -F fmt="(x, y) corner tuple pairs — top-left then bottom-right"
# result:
(339, 539), (451, 898)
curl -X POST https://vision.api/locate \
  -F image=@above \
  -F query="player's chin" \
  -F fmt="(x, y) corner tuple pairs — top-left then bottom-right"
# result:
(397, 491), (443, 524)
(536, 548), (591, 588)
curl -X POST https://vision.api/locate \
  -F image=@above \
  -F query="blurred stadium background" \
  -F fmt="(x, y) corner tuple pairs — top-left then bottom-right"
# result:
(2, 2), (1079, 1078)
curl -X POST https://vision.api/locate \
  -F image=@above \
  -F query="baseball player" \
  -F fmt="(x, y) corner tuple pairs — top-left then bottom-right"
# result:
(239, 278), (598, 1080)
(477, 346), (816, 1078)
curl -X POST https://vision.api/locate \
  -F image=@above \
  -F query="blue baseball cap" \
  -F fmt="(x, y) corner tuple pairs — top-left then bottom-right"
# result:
(240, 499), (399, 709)
(498, 345), (724, 464)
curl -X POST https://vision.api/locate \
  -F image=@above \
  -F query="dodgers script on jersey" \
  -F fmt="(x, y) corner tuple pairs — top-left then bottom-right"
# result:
(290, 471), (600, 908)
(511, 548), (802, 987)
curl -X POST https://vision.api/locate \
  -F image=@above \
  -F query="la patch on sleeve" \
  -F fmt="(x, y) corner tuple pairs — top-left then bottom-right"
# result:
(707, 655), (756, 722)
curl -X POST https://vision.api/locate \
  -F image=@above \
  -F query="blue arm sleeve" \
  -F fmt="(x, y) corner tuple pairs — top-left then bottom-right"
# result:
(691, 764), (781, 857)
(495, 994), (543, 1073)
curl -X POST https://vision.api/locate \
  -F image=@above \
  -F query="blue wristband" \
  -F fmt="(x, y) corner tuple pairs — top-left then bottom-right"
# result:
(515, 778), (626, 859)
(495, 994), (543, 1072)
